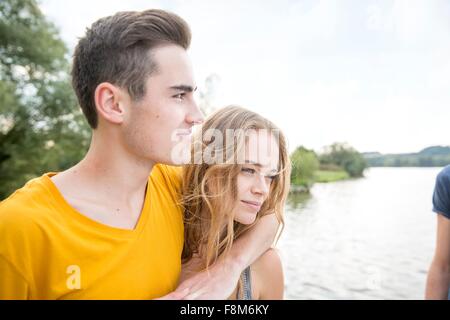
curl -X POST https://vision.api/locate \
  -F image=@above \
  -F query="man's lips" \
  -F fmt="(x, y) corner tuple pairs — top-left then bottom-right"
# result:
(176, 129), (192, 139)
(176, 129), (192, 136)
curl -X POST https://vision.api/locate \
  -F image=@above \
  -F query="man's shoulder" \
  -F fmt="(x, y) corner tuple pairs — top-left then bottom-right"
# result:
(0, 175), (54, 232)
(433, 166), (450, 218)
(435, 166), (450, 194)
(152, 164), (182, 178)
(150, 164), (183, 193)
(0, 176), (57, 283)
(437, 165), (450, 182)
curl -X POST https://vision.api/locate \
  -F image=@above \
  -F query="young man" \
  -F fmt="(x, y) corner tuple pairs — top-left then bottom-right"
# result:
(425, 165), (450, 299)
(0, 9), (279, 299)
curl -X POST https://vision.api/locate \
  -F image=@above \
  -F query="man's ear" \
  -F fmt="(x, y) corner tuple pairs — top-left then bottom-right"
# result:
(94, 82), (126, 125)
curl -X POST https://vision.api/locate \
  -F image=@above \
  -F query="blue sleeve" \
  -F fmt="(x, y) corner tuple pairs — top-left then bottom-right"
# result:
(432, 166), (450, 219)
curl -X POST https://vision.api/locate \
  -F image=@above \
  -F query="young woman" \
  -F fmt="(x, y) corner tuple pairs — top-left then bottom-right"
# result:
(180, 105), (291, 299)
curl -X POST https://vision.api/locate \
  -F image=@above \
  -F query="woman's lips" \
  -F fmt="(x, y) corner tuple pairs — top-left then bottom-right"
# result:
(241, 200), (262, 212)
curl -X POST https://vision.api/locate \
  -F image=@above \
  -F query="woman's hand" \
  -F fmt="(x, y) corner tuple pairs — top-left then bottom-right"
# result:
(174, 255), (241, 300)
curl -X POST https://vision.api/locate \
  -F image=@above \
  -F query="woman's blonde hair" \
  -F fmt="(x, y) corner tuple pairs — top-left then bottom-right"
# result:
(181, 105), (291, 272)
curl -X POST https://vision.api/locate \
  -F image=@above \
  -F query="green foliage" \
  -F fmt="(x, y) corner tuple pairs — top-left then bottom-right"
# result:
(290, 146), (319, 188)
(0, 0), (90, 199)
(319, 142), (367, 177)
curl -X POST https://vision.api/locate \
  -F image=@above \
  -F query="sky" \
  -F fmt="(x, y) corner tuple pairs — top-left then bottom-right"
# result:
(38, 0), (450, 154)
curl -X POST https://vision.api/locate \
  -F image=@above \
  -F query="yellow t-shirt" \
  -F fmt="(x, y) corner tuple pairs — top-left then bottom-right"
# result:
(0, 164), (183, 300)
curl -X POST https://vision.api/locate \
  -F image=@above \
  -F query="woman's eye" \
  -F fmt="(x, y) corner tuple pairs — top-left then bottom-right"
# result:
(241, 167), (255, 174)
(266, 175), (278, 182)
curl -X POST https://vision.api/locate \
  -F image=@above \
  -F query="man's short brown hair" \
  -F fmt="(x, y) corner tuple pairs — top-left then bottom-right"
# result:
(71, 9), (191, 128)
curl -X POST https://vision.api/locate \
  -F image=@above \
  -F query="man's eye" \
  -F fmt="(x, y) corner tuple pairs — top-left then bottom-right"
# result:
(173, 93), (185, 100)
(241, 167), (255, 174)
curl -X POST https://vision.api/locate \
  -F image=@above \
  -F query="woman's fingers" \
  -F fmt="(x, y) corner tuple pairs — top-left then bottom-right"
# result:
(154, 287), (190, 300)
(182, 289), (205, 300)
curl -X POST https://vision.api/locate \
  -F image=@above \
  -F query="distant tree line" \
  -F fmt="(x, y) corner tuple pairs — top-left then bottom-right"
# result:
(364, 146), (450, 167)
(290, 142), (367, 189)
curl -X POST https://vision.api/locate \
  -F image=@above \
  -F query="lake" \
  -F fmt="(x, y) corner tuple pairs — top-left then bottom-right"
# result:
(278, 167), (443, 299)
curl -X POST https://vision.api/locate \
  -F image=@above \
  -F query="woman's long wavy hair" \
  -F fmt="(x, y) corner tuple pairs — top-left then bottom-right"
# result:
(181, 105), (291, 272)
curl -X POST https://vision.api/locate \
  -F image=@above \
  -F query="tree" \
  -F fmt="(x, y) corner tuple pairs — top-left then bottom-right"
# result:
(319, 142), (367, 177)
(0, 0), (90, 199)
(290, 146), (319, 188)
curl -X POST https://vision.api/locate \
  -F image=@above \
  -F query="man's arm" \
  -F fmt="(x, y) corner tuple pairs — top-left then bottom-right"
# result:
(174, 213), (279, 300)
(425, 213), (450, 299)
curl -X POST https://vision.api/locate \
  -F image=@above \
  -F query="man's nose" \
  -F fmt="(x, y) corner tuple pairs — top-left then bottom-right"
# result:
(186, 100), (204, 125)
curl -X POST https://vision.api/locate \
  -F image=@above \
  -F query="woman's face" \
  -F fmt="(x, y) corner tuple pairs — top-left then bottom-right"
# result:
(233, 129), (280, 225)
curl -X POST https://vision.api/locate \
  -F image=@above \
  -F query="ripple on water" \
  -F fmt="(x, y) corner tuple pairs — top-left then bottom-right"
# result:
(279, 167), (441, 299)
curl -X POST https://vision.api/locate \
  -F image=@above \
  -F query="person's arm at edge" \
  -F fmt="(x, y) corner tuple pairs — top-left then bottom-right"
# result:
(425, 213), (450, 299)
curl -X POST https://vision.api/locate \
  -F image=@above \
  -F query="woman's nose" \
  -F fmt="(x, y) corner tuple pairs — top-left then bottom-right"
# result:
(252, 174), (270, 196)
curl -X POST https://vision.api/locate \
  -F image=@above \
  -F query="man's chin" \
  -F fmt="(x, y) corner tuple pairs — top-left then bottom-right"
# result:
(169, 140), (192, 165)
(168, 151), (191, 166)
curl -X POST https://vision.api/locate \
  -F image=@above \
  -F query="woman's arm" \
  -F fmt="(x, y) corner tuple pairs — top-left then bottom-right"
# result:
(425, 213), (450, 299)
(226, 213), (280, 272)
(175, 213), (280, 299)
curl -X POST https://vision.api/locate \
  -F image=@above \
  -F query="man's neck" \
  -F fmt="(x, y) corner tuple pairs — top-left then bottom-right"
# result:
(50, 133), (155, 229)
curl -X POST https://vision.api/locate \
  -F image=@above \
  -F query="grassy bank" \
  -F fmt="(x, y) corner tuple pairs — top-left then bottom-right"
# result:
(290, 170), (350, 193)
(289, 143), (367, 193)
(314, 170), (349, 183)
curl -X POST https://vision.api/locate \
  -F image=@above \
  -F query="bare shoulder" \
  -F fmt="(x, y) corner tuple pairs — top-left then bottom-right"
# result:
(251, 248), (284, 300)
(254, 248), (283, 269)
